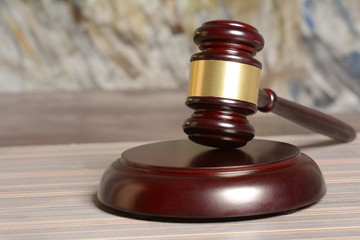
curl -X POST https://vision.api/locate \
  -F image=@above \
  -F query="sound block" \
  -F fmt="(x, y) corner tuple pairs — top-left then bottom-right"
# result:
(97, 139), (326, 219)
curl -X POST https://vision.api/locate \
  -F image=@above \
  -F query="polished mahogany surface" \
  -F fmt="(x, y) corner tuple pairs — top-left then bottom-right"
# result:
(183, 97), (257, 148)
(183, 20), (264, 148)
(98, 139), (326, 218)
(258, 89), (356, 142)
(122, 139), (299, 168)
(98, 20), (337, 219)
(190, 20), (264, 68)
(183, 20), (356, 148)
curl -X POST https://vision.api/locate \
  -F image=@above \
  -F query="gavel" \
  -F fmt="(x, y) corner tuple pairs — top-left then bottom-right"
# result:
(183, 20), (356, 148)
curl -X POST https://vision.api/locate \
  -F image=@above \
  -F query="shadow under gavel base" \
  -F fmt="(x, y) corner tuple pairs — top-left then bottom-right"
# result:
(97, 139), (326, 219)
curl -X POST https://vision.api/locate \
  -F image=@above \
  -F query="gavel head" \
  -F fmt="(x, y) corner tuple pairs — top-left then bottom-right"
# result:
(182, 20), (264, 148)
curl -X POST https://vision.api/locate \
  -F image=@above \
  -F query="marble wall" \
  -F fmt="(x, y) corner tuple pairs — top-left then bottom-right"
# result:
(0, 0), (359, 112)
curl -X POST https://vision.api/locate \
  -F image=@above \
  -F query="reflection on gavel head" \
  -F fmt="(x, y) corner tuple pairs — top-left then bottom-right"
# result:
(183, 20), (265, 149)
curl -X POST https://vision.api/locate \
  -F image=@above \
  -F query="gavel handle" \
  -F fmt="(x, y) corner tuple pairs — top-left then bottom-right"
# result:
(257, 89), (356, 142)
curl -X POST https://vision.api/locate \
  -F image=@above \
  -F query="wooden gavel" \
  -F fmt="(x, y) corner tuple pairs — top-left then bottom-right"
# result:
(183, 20), (356, 148)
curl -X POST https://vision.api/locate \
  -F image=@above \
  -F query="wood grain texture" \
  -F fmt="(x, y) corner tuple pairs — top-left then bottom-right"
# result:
(1, 90), (359, 147)
(0, 90), (190, 147)
(0, 134), (359, 239)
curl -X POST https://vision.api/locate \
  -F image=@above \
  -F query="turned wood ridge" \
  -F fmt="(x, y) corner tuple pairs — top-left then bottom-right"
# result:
(182, 20), (356, 148)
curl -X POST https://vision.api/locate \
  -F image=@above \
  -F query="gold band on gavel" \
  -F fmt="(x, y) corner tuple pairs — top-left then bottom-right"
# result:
(188, 60), (261, 105)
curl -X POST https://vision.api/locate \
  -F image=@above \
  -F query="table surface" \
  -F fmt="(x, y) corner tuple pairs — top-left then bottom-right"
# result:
(1, 90), (359, 147)
(1, 90), (360, 239)
(0, 133), (359, 239)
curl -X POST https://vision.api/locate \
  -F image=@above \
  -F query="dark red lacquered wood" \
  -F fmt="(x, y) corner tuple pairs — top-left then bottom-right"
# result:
(191, 20), (264, 68)
(98, 139), (326, 219)
(184, 20), (356, 148)
(98, 20), (335, 220)
(183, 20), (264, 148)
(183, 97), (257, 148)
(258, 89), (356, 142)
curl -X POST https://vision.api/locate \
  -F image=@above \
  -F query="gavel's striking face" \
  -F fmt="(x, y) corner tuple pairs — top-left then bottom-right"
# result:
(183, 20), (264, 148)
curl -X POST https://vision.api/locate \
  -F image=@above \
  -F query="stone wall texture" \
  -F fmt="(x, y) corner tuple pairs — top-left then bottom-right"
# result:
(1, 0), (360, 112)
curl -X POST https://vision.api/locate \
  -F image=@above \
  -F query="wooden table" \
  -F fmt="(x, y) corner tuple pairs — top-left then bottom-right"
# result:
(0, 90), (359, 239)
(1, 90), (359, 147)
(0, 134), (359, 239)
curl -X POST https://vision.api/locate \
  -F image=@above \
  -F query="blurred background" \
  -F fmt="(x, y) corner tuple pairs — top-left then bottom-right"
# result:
(1, 0), (360, 112)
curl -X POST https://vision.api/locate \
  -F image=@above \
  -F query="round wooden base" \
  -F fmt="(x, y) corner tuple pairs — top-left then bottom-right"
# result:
(97, 139), (326, 219)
